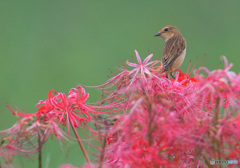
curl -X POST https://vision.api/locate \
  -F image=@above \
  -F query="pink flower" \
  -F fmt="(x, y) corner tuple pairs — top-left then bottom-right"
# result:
(190, 56), (239, 111)
(0, 117), (68, 163)
(126, 50), (158, 81)
(94, 53), (240, 167)
(95, 50), (159, 102)
(2, 50), (240, 167)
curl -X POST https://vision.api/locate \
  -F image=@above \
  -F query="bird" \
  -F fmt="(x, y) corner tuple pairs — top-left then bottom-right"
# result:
(154, 25), (186, 78)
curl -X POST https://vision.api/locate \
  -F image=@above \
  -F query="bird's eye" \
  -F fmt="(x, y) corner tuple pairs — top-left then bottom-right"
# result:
(164, 28), (169, 32)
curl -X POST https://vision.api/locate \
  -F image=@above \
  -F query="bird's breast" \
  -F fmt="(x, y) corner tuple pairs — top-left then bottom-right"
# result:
(173, 48), (186, 70)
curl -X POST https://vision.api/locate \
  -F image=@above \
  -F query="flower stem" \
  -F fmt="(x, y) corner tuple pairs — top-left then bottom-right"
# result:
(146, 95), (154, 146)
(37, 128), (42, 168)
(99, 133), (107, 168)
(214, 98), (222, 166)
(70, 121), (90, 163)
(203, 154), (213, 168)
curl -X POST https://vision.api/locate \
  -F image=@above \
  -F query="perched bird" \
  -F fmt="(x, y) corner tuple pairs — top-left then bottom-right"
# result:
(154, 25), (186, 77)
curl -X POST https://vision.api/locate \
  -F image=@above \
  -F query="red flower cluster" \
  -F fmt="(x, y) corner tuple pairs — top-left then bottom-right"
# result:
(1, 50), (240, 168)
(1, 85), (103, 165)
(86, 51), (240, 168)
(8, 85), (97, 135)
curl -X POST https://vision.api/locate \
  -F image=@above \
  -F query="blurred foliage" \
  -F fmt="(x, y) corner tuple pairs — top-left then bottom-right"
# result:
(1, 0), (240, 167)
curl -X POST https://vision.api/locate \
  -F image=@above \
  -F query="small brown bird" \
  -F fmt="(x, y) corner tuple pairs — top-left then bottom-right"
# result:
(154, 25), (186, 77)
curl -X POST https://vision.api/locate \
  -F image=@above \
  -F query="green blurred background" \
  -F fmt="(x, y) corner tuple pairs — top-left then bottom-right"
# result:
(1, 0), (240, 167)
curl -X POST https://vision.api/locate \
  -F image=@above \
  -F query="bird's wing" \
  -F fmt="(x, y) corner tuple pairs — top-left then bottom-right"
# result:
(161, 36), (186, 71)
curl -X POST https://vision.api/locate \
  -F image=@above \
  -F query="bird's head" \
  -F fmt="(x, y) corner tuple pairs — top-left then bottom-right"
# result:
(154, 25), (179, 41)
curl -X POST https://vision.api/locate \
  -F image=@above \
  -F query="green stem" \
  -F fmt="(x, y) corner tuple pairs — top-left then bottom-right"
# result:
(70, 121), (90, 163)
(214, 98), (220, 126)
(99, 133), (107, 168)
(37, 128), (42, 168)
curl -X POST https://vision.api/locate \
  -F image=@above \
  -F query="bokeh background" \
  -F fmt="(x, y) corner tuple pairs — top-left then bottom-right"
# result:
(1, 0), (240, 167)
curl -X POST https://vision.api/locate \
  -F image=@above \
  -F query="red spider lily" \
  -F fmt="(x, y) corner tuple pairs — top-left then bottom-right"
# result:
(6, 85), (104, 163)
(190, 56), (240, 111)
(0, 117), (68, 165)
(90, 52), (240, 167)
(175, 69), (198, 86)
(2, 50), (240, 168)
(94, 50), (159, 103)
(103, 96), (209, 167)
(126, 50), (158, 81)
(8, 85), (100, 135)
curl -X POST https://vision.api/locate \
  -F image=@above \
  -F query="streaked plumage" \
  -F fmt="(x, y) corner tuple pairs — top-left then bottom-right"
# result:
(155, 25), (186, 77)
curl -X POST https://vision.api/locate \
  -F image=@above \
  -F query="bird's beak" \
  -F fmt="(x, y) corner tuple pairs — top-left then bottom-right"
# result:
(154, 33), (162, 37)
